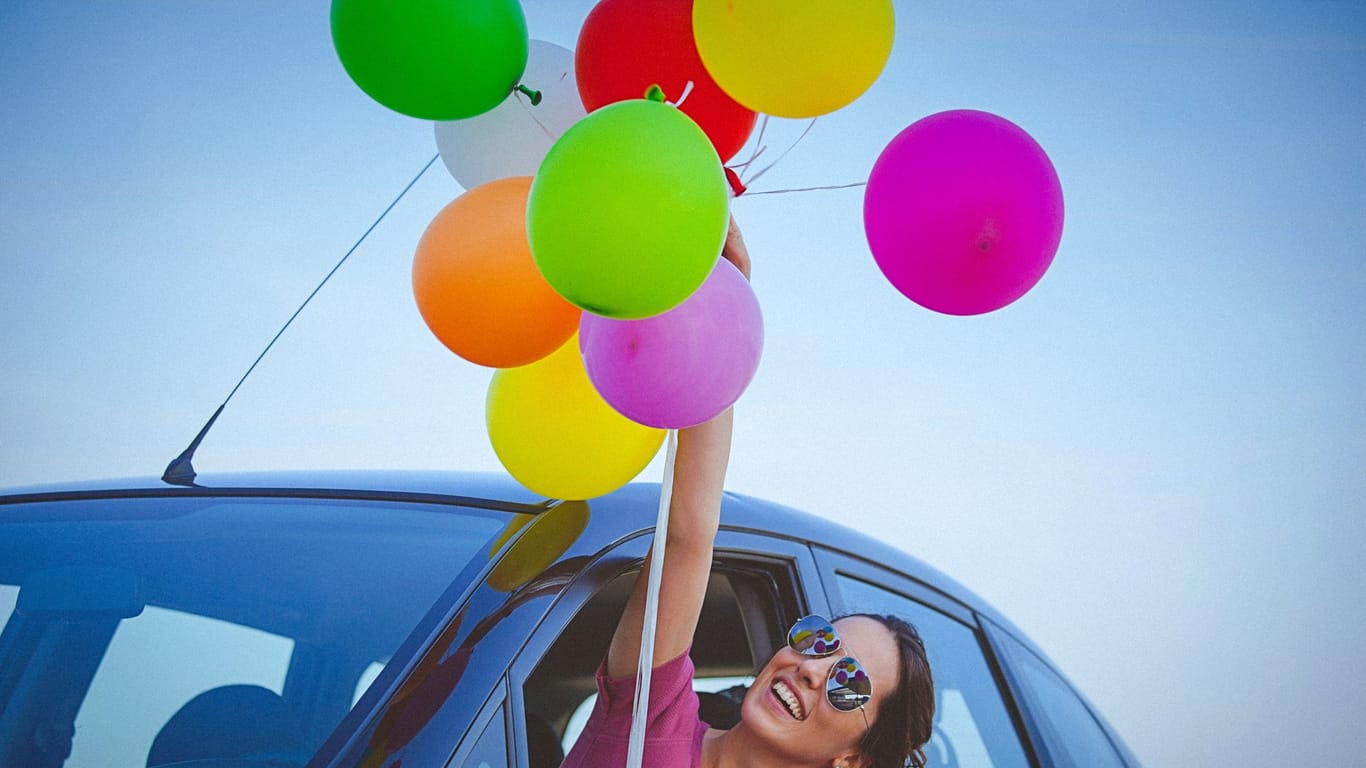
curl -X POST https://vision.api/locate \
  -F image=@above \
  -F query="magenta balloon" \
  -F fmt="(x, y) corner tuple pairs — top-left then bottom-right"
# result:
(863, 110), (1064, 315)
(579, 259), (763, 429)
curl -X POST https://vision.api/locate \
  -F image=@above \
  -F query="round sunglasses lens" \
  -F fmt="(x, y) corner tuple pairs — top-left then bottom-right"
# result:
(826, 657), (872, 712)
(788, 615), (841, 655)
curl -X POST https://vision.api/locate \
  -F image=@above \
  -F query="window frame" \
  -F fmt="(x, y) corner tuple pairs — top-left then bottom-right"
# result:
(505, 527), (826, 766)
(813, 547), (1045, 768)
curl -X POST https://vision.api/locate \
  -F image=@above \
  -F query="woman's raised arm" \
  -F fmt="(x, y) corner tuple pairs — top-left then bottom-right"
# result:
(604, 219), (750, 678)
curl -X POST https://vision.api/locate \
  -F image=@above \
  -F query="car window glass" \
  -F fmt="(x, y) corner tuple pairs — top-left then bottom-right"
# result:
(70, 606), (292, 768)
(353, 659), (386, 706)
(454, 703), (509, 768)
(992, 629), (1125, 768)
(837, 575), (1031, 768)
(0, 495), (510, 768)
(0, 584), (16, 627)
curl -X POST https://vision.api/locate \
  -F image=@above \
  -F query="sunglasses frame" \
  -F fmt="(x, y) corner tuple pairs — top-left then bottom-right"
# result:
(785, 615), (874, 729)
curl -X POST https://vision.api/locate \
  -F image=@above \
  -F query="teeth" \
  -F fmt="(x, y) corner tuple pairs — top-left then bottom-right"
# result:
(772, 680), (805, 720)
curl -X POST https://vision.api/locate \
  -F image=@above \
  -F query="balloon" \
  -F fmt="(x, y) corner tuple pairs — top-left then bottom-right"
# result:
(435, 40), (587, 190)
(576, 0), (756, 162)
(331, 0), (528, 120)
(412, 177), (579, 368)
(863, 110), (1065, 315)
(580, 259), (762, 429)
(528, 98), (729, 320)
(485, 501), (590, 592)
(487, 335), (665, 499)
(692, 0), (894, 118)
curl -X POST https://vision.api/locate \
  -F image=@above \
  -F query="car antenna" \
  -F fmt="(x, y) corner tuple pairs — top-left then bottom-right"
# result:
(162, 153), (440, 487)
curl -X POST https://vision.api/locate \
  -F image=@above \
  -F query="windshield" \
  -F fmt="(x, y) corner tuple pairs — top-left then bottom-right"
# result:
(0, 494), (509, 768)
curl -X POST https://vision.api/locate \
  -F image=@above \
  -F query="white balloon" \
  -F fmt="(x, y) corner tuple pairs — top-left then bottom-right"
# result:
(434, 40), (587, 190)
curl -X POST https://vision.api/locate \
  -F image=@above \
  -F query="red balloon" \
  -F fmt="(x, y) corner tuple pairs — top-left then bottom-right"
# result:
(576, 0), (757, 162)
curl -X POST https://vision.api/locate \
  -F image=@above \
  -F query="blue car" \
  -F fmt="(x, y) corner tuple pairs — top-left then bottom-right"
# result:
(0, 472), (1138, 767)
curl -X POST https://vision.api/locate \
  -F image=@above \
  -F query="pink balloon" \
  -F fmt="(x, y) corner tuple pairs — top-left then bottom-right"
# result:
(863, 110), (1064, 315)
(579, 259), (763, 429)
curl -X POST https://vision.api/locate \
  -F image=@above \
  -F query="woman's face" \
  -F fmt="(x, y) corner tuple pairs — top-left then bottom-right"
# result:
(739, 616), (902, 765)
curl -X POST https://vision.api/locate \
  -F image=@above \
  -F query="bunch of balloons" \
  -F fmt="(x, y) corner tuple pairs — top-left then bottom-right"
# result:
(333, 0), (1064, 500)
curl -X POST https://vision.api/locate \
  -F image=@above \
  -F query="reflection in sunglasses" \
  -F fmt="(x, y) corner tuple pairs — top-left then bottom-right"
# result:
(787, 615), (843, 656)
(827, 656), (872, 712)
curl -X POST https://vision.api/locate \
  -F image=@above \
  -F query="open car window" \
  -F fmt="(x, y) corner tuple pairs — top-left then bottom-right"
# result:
(524, 569), (761, 762)
(519, 531), (819, 768)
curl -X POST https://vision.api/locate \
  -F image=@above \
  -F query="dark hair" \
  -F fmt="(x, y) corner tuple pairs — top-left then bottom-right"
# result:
(847, 613), (935, 768)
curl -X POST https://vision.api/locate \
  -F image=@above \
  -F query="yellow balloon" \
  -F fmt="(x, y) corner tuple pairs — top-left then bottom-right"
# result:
(487, 335), (664, 499)
(692, 0), (894, 118)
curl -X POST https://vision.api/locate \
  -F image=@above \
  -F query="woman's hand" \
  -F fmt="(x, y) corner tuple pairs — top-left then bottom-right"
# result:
(722, 216), (751, 281)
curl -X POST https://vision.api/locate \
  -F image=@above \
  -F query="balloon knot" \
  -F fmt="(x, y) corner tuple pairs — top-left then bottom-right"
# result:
(516, 84), (543, 106)
(724, 166), (747, 197)
(644, 84), (666, 103)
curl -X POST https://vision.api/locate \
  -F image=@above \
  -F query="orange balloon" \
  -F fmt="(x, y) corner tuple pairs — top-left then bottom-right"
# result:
(413, 176), (580, 368)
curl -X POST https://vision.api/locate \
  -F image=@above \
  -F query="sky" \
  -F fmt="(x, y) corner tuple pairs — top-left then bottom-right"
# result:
(2, 1), (1364, 766)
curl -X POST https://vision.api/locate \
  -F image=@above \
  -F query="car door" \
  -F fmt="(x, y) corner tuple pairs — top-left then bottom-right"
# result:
(815, 548), (1041, 768)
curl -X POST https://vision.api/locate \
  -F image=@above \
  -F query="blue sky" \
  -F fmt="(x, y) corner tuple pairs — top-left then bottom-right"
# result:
(2, 2), (1364, 765)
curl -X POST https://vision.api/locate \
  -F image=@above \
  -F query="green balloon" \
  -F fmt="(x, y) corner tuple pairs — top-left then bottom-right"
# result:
(331, 0), (528, 120)
(528, 100), (729, 320)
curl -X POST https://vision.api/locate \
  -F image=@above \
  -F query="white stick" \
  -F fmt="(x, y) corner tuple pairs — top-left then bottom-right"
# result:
(626, 429), (679, 768)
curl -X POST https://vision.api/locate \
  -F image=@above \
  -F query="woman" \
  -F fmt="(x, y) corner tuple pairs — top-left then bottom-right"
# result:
(561, 221), (936, 768)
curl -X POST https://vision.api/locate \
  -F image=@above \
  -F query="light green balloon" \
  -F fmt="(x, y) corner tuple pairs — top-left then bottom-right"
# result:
(331, 0), (528, 121)
(527, 99), (730, 320)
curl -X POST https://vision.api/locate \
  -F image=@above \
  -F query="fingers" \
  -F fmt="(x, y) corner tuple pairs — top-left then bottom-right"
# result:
(722, 215), (751, 280)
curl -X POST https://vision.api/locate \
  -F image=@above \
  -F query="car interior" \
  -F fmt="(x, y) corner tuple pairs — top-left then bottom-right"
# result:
(523, 561), (801, 767)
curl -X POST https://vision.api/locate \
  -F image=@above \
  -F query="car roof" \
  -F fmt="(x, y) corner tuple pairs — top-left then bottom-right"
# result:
(0, 469), (1053, 667)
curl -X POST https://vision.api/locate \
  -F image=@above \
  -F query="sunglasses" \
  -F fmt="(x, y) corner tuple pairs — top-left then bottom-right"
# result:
(786, 615), (874, 723)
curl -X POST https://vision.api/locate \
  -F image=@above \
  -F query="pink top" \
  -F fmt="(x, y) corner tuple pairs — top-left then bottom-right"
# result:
(560, 650), (709, 768)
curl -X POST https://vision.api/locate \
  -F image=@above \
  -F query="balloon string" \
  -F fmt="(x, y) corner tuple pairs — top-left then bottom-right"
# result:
(626, 429), (679, 768)
(514, 89), (558, 142)
(667, 80), (695, 109)
(743, 117), (818, 187)
(743, 181), (868, 196)
(728, 144), (768, 171)
(733, 114), (771, 173)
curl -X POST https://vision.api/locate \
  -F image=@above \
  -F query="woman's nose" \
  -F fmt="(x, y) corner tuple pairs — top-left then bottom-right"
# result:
(795, 655), (827, 689)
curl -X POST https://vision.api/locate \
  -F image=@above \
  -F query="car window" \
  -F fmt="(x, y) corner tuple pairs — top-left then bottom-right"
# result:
(353, 660), (386, 706)
(562, 673), (752, 748)
(0, 584), (15, 629)
(990, 627), (1126, 768)
(0, 495), (512, 768)
(454, 700), (510, 768)
(526, 566), (771, 762)
(837, 575), (1032, 768)
(71, 606), (293, 768)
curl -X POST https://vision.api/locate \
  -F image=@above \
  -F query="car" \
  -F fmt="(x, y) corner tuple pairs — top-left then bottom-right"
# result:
(0, 471), (1139, 768)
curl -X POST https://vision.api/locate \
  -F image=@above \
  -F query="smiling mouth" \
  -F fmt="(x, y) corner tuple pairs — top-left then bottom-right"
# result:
(772, 679), (806, 721)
